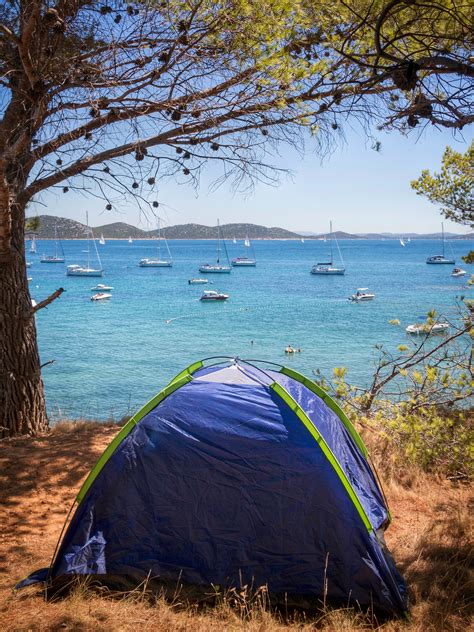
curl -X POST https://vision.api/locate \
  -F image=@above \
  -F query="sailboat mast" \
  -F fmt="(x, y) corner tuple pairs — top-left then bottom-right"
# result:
(442, 222), (445, 257)
(86, 212), (90, 269)
(54, 225), (58, 258)
(216, 219), (221, 264)
(329, 221), (333, 264)
(157, 217), (161, 260)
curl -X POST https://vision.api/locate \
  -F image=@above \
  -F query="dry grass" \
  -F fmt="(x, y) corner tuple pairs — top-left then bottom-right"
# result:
(0, 421), (472, 631)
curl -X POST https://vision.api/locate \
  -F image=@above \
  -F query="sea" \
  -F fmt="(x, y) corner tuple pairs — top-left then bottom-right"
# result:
(30, 237), (473, 421)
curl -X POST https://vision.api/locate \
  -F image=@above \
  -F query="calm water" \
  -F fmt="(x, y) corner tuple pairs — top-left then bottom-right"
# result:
(29, 237), (472, 420)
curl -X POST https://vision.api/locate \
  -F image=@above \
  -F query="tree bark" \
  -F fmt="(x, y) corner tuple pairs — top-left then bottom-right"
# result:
(0, 196), (48, 438)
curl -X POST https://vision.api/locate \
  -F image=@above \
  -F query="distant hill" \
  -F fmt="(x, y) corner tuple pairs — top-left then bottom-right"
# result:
(28, 215), (473, 240)
(29, 216), (303, 240)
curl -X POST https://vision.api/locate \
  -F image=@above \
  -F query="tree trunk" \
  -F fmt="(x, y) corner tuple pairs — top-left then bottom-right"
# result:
(0, 196), (48, 438)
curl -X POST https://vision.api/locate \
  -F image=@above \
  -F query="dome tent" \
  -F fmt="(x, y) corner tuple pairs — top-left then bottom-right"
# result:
(19, 358), (407, 616)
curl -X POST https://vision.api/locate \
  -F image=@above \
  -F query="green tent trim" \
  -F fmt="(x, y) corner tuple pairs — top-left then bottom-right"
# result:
(279, 366), (368, 458)
(76, 374), (193, 504)
(271, 382), (372, 532)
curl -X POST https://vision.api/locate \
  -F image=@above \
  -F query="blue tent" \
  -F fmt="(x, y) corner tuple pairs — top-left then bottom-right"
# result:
(20, 358), (407, 615)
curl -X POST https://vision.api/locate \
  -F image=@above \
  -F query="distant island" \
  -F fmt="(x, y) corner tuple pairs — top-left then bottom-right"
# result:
(26, 215), (473, 241)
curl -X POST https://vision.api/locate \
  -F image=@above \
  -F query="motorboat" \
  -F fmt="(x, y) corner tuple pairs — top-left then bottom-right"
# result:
(349, 288), (375, 302)
(139, 217), (172, 267)
(426, 223), (455, 264)
(188, 278), (209, 284)
(199, 264), (232, 273)
(451, 267), (467, 277)
(406, 322), (450, 335)
(200, 290), (229, 301)
(311, 221), (345, 275)
(90, 292), (112, 301)
(91, 284), (114, 291)
(139, 258), (173, 267)
(41, 255), (65, 263)
(67, 264), (103, 277)
(199, 219), (231, 273)
(231, 256), (256, 267)
(67, 213), (103, 277)
(26, 261), (32, 268)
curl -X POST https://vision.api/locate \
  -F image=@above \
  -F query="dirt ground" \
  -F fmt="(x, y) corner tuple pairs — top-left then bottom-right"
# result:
(0, 421), (472, 631)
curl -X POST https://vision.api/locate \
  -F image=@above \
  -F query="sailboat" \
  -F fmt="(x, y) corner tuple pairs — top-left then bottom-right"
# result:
(399, 238), (406, 247)
(99, 234), (106, 245)
(29, 235), (37, 254)
(311, 221), (345, 275)
(41, 225), (65, 263)
(232, 228), (256, 266)
(199, 219), (231, 273)
(128, 236), (133, 244)
(139, 218), (172, 267)
(426, 223), (455, 264)
(67, 213), (104, 276)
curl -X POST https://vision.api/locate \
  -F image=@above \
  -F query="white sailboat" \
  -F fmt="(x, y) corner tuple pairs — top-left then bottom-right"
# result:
(139, 217), (172, 267)
(128, 236), (133, 243)
(67, 213), (104, 277)
(399, 238), (406, 247)
(426, 223), (455, 264)
(29, 235), (37, 254)
(311, 221), (345, 275)
(41, 225), (65, 263)
(232, 228), (256, 266)
(99, 234), (106, 245)
(199, 219), (232, 273)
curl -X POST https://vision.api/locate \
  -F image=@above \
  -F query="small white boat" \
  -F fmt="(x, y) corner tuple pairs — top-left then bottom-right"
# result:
(91, 284), (114, 291)
(451, 267), (467, 277)
(399, 238), (406, 247)
(31, 298), (37, 308)
(99, 234), (106, 245)
(26, 261), (32, 268)
(139, 258), (173, 267)
(200, 290), (229, 301)
(67, 264), (103, 277)
(199, 264), (232, 273)
(90, 292), (112, 301)
(29, 236), (37, 254)
(41, 255), (65, 263)
(349, 288), (375, 302)
(406, 322), (450, 335)
(27, 277), (33, 282)
(128, 236), (133, 243)
(231, 257), (256, 267)
(188, 278), (209, 284)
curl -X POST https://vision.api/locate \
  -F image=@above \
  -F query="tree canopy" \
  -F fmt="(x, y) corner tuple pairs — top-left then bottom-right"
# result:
(411, 141), (473, 226)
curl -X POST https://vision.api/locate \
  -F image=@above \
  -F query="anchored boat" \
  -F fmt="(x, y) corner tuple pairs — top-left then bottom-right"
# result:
(311, 221), (345, 275)
(199, 219), (231, 273)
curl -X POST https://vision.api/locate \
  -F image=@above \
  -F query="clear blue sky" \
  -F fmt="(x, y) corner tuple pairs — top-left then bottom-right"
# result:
(32, 125), (472, 234)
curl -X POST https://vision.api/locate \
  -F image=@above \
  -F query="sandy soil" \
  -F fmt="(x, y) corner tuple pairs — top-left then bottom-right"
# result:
(0, 422), (471, 631)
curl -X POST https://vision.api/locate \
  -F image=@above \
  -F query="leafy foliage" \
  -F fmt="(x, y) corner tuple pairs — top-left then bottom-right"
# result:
(411, 141), (474, 226)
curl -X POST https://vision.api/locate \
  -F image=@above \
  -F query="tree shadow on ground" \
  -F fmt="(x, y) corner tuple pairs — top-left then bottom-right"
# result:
(399, 497), (473, 630)
(0, 422), (119, 581)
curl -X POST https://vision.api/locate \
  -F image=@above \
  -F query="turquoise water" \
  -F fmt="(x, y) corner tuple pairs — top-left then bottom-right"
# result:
(30, 238), (472, 420)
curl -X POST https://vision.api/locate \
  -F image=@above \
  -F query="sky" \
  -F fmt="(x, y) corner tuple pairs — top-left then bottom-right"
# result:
(32, 124), (472, 235)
